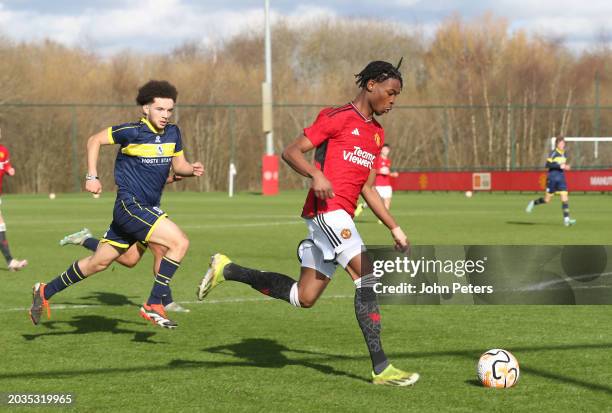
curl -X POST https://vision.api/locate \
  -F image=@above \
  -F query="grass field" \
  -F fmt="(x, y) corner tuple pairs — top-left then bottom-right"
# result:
(2, 191), (611, 412)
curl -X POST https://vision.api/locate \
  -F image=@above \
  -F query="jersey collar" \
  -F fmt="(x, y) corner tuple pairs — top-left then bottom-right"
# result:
(141, 117), (164, 135)
(350, 102), (373, 123)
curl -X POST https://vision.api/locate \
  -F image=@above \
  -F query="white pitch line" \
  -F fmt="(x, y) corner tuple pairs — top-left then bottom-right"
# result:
(6, 294), (353, 313)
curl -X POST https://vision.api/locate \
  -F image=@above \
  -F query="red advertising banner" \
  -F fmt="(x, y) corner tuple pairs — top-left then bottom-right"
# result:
(393, 170), (612, 192)
(262, 155), (279, 195)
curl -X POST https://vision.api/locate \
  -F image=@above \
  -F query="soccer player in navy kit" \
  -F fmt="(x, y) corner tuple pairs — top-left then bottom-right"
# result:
(29, 80), (203, 328)
(197, 61), (419, 386)
(526, 136), (576, 226)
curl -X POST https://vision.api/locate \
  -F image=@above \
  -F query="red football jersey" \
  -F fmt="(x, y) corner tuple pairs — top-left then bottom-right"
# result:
(301, 103), (384, 218)
(0, 145), (12, 195)
(374, 156), (392, 186)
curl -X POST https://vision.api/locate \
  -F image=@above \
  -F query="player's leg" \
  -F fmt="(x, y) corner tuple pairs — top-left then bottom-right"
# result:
(526, 191), (551, 212)
(147, 242), (188, 312)
(143, 217), (189, 307)
(29, 242), (123, 325)
(560, 191), (576, 226)
(344, 251), (419, 386)
(0, 211), (27, 271)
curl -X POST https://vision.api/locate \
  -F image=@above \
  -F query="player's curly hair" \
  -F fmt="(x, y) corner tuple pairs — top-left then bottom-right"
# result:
(136, 80), (178, 105)
(355, 59), (403, 89)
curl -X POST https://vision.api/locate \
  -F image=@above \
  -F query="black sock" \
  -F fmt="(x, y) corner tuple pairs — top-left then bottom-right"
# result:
(355, 281), (389, 374)
(562, 202), (570, 218)
(534, 197), (545, 206)
(223, 263), (295, 303)
(82, 237), (100, 252)
(0, 231), (13, 264)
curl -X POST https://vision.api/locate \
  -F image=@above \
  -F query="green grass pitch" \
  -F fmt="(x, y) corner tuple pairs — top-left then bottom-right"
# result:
(1, 191), (611, 412)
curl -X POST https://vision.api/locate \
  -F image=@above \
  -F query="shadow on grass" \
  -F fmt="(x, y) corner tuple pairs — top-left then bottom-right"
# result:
(464, 379), (482, 387)
(22, 315), (159, 344)
(61, 292), (140, 307)
(505, 221), (538, 226)
(4, 338), (612, 394)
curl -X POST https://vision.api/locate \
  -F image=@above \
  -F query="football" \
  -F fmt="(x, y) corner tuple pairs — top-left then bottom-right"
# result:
(477, 349), (520, 388)
(465, 190), (473, 198)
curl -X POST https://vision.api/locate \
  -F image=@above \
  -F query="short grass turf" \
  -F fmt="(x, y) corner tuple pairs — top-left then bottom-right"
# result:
(1, 191), (611, 412)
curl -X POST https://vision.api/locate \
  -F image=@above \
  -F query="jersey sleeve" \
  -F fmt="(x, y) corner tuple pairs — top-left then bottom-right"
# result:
(108, 123), (139, 146)
(173, 126), (184, 157)
(303, 108), (340, 147)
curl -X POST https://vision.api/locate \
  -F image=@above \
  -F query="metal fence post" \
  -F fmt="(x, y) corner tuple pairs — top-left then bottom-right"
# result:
(71, 106), (80, 192)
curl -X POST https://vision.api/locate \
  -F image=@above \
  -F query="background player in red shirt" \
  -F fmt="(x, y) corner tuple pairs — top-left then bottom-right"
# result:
(0, 128), (28, 271)
(355, 143), (399, 220)
(197, 61), (419, 386)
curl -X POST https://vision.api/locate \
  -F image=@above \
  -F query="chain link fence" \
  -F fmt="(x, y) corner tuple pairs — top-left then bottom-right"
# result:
(1, 103), (611, 194)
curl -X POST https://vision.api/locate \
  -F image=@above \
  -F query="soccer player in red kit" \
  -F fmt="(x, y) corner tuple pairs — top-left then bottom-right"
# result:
(0, 128), (27, 271)
(355, 143), (398, 219)
(197, 61), (419, 386)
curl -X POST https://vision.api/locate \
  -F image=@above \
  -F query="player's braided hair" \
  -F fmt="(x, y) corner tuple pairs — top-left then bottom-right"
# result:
(136, 80), (178, 105)
(355, 58), (403, 89)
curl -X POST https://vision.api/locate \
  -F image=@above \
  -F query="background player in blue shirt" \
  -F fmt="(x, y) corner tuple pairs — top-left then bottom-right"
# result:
(526, 136), (576, 226)
(29, 80), (204, 328)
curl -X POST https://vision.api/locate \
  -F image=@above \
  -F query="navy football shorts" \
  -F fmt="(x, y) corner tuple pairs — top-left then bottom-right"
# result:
(546, 172), (568, 194)
(101, 196), (167, 249)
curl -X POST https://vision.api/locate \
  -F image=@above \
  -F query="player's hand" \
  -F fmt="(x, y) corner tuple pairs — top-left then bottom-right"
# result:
(86, 179), (102, 194)
(312, 171), (334, 199)
(562, 164), (571, 171)
(7, 167), (15, 176)
(390, 172), (399, 178)
(391, 226), (410, 254)
(166, 174), (184, 184)
(192, 162), (204, 177)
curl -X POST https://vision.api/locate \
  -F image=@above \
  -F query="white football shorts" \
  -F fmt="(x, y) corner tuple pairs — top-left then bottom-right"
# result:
(375, 185), (393, 199)
(297, 209), (364, 278)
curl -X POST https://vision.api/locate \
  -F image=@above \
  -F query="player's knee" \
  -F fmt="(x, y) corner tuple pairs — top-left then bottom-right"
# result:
(171, 234), (190, 256)
(299, 297), (317, 308)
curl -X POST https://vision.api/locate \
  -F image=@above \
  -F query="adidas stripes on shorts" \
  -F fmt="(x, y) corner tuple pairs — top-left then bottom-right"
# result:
(297, 209), (364, 278)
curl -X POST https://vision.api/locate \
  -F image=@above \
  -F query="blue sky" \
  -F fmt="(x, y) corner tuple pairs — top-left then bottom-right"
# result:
(0, 0), (610, 54)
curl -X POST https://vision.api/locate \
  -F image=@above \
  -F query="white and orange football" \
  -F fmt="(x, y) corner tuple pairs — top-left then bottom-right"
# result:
(477, 349), (520, 388)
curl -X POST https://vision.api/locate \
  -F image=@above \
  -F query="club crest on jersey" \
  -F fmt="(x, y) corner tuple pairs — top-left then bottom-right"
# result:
(343, 146), (375, 169)
(0, 152), (4, 159)
(373, 133), (382, 147)
(156, 145), (164, 156)
(341, 229), (352, 239)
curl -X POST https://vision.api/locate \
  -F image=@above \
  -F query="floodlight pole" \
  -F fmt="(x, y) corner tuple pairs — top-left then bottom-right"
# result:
(264, 0), (273, 155)
(261, 0), (279, 195)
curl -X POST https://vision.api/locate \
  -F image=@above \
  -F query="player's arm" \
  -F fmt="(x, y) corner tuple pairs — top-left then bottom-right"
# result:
(171, 152), (204, 177)
(85, 129), (114, 194)
(361, 168), (409, 252)
(282, 135), (334, 199)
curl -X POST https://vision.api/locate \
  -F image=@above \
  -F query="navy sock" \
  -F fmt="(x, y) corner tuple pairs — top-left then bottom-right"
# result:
(147, 256), (180, 305)
(534, 197), (545, 206)
(44, 262), (86, 300)
(161, 290), (174, 306)
(82, 237), (100, 252)
(562, 202), (570, 218)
